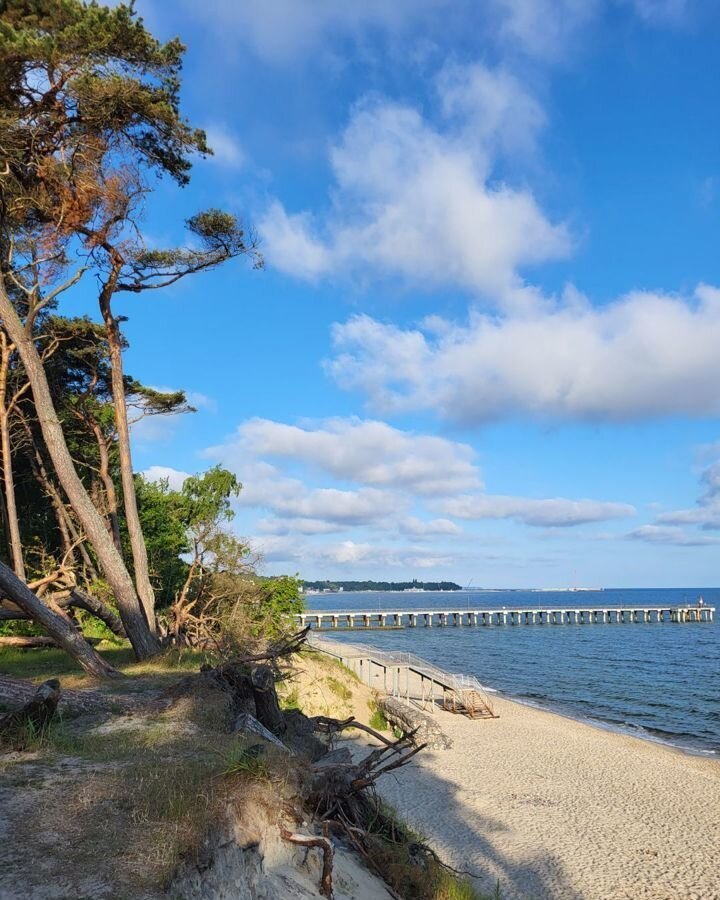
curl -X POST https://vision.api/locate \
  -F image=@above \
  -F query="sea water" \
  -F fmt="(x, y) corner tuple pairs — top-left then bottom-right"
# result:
(306, 588), (720, 756)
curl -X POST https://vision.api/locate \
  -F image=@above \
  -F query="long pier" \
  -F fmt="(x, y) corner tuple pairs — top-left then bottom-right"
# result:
(299, 605), (714, 630)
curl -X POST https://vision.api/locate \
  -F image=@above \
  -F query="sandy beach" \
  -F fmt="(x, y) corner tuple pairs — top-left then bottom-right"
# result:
(375, 693), (720, 900)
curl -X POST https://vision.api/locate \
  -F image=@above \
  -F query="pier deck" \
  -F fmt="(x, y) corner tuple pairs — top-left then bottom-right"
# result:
(299, 605), (714, 630)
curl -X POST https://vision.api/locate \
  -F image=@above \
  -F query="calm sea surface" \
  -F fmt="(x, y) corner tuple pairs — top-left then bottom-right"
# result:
(306, 588), (720, 756)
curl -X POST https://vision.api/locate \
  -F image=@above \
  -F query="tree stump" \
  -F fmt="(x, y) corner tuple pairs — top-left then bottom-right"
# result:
(0, 678), (61, 748)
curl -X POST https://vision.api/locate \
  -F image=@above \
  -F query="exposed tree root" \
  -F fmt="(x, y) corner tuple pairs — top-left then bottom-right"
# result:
(280, 829), (335, 898)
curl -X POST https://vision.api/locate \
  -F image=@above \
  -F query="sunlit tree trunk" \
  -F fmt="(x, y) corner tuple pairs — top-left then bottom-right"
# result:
(99, 280), (156, 633)
(0, 276), (159, 659)
(90, 420), (123, 555)
(0, 334), (25, 579)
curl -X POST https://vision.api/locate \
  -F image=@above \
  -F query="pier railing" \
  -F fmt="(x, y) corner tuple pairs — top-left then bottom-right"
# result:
(309, 634), (496, 718)
(299, 605), (714, 630)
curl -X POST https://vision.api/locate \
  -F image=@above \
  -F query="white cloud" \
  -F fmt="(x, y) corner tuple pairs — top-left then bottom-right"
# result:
(656, 460), (720, 529)
(399, 517), (464, 536)
(141, 465), (191, 491)
(227, 459), (404, 527)
(627, 525), (720, 546)
(204, 125), (245, 168)
(256, 517), (347, 536)
(237, 417), (482, 495)
(172, 0), (687, 66)
(260, 88), (570, 302)
(329, 285), (720, 422)
(437, 62), (546, 157)
(437, 494), (636, 527)
(255, 534), (456, 570)
(175, 0), (443, 62)
(488, 0), (601, 61)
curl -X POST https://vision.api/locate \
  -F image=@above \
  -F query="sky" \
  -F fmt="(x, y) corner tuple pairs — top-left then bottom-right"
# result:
(100, 0), (720, 588)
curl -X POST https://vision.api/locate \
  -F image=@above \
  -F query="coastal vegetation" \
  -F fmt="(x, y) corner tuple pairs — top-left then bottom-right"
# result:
(304, 580), (462, 592)
(0, 3), (492, 898)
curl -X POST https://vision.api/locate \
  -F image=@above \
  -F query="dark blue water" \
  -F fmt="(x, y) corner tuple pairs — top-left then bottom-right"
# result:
(306, 588), (720, 755)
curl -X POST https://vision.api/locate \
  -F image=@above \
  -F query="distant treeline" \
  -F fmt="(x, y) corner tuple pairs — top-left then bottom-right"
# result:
(303, 580), (462, 592)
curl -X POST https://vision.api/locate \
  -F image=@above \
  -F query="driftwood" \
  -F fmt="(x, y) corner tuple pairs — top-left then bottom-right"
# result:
(0, 678), (60, 747)
(233, 712), (292, 754)
(280, 829), (334, 899)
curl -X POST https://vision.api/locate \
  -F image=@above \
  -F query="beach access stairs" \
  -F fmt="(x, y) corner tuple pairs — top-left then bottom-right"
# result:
(309, 635), (498, 720)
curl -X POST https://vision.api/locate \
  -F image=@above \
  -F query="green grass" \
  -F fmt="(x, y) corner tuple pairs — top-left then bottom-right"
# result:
(364, 801), (499, 900)
(221, 743), (271, 780)
(0, 644), (208, 686)
(325, 676), (352, 701)
(367, 699), (389, 731)
(280, 687), (300, 710)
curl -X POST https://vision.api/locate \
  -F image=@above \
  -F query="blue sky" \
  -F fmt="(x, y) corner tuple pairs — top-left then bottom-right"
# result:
(101, 0), (720, 587)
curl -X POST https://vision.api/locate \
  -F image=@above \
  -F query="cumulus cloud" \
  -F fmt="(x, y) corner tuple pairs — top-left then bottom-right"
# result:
(656, 460), (720, 529)
(259, 86), (570, 302)
(398, 517), (464, 536)
(437, 62), (546, 157)
(141, 465), (191, 491)
(328, 285), (720, 423)
(437, 494), (636, 527)
(255, 534), (456, 570)
(238, 417), (482, 496)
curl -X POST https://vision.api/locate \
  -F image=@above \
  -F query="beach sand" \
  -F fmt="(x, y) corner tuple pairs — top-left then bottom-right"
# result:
(375, 693), (720, 900)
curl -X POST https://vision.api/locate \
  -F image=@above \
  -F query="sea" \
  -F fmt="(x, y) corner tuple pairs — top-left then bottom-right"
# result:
(306, 588), (720, 757)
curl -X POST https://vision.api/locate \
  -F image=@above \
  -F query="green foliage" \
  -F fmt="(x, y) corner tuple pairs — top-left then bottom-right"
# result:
(259, 575), (304, 622)
(133, 475), (191, 606)
(182, 465), (241, 529)
(368, 701), (389, 732)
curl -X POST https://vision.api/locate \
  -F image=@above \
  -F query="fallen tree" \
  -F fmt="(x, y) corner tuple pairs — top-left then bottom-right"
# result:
(0, 561), (120, 679)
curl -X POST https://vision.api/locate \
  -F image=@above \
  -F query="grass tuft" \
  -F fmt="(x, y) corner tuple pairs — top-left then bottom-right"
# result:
(367, 698), (389, 731)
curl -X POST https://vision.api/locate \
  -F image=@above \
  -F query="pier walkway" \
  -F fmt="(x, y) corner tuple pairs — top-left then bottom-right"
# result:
(309, 634), (497, 719)
(299, 605), (714, 630)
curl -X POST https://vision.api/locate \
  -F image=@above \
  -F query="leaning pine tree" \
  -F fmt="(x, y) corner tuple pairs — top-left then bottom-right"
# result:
(0, 1), (259, 659)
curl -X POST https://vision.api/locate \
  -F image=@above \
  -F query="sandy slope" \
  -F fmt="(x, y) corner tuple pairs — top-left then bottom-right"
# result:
(376, 694), (720, 900)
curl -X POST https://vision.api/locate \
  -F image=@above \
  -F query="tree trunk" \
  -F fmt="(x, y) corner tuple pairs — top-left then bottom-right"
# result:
(26, 435), (98, 579)
(1, 588), (126, 638)
(99, 292), (156, 633)
(68, 588), (126, 638)
(0, 336), (25, 580)
(90, 421), (123, 554)
(0, 412), (25, 580)
(0, 277), (159, 659)
(0, 635), (100, 648)
(0, 559), (120, 678)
